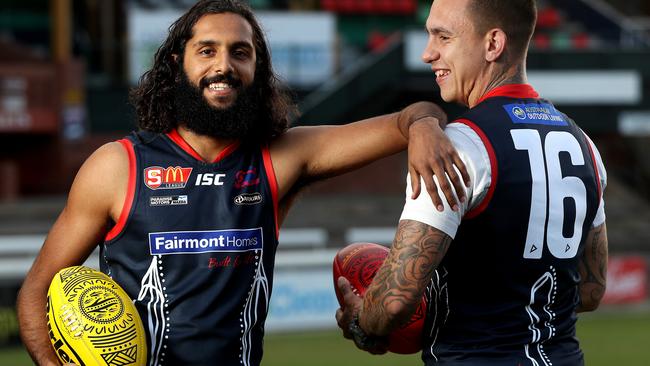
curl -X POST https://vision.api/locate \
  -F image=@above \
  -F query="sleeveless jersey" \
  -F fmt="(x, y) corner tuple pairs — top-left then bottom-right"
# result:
(423, 85), (601, 365)
(100, 129), (279, 366)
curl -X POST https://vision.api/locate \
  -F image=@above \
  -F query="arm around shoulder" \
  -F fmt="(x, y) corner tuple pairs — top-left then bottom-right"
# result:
(269, 102), (451, 201)
(17, 141), (129, 365)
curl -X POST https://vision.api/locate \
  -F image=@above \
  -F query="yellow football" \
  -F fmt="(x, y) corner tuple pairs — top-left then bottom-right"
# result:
(47, 266), (147, 366)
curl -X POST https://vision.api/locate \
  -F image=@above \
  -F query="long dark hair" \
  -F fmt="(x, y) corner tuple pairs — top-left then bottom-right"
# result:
(129, 0), (295, 140)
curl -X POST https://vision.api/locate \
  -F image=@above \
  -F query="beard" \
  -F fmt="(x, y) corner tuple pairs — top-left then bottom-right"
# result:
(173, 71), (261, 140)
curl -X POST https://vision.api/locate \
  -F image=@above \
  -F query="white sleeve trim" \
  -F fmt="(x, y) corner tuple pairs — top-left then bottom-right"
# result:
(399, 123), (492, 238)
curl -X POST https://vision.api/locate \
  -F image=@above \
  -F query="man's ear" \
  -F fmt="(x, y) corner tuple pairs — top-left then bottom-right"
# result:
(485, 28), (507, 62)
(172, 54), (179, 63)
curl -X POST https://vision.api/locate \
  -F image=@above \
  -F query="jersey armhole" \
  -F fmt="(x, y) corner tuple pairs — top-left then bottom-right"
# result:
(262, 145), (280, 239)
(105, 139), (137, 242)
(455, 118), (498, 219)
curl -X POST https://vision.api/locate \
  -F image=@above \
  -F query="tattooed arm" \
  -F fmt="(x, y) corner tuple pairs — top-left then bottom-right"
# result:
(362, 220), (451, 335)
(334, 122), (482, 351)
(334, 220), (451, 353)
(576, 222), (608, 313)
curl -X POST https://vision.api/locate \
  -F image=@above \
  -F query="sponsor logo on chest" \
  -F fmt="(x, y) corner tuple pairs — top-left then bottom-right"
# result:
(234, 167), (260, 189)
(194, 173), (227, 186)
(234, 192), (263, 205)
(149, 195), (188, 206)
(144, 166), (193, 190)
(149, 228), (263, 255)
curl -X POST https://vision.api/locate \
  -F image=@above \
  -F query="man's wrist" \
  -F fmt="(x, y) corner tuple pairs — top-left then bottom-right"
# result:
(409, 117), (443, 138)
(348, 314), (385, 350)
(398, 102), (448, 137)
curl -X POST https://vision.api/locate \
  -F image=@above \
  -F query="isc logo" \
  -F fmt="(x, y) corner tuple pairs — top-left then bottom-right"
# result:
(195, 173), (226, 186)
(145, 166), (193, 190)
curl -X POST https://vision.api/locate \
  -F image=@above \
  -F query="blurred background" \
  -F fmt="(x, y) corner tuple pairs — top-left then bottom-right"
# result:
(0, 0), (649, 364)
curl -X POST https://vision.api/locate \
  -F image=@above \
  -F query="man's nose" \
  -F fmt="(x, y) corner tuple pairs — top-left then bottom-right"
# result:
(213, 52), (235, 75)
(421, 40), (440, 64)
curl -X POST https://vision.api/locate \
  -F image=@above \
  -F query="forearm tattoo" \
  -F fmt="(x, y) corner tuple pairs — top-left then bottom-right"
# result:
(361, 220), (451, 335)
(577, 224), (608, 312)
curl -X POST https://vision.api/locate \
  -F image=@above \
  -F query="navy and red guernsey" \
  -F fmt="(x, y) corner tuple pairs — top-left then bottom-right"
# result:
(423, 85), (602, 365)
(100, 129), (279, 366)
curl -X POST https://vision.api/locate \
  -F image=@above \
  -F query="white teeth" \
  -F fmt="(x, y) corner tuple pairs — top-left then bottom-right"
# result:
(435, 70), (450, 77)
(208, 82), (231, 91)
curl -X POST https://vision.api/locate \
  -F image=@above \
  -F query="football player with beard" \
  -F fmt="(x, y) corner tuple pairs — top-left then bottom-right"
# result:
(17, 1), (469, 365)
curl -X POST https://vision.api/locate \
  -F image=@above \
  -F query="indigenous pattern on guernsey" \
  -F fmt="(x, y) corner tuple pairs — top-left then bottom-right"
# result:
(100, 130), (280, 366)
(424, 266), (449, 363)
(137, 258), (165, 366)
(241, 254), (269, 366)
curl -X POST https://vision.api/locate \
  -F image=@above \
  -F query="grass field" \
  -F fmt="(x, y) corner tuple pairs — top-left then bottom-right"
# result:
(3, 311), (649, 365)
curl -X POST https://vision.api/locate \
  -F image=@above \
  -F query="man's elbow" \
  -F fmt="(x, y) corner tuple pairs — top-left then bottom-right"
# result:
(578, 285), (606, 312)
(16, 277), (34, 310)
(578, 300), (601, 312)
(584, 293), (605, 311)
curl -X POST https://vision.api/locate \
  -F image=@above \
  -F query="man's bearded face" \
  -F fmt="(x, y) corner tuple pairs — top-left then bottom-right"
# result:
(173, 69), (260, 140)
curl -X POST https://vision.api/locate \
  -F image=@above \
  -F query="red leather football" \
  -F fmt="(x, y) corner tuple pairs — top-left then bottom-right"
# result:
(333, 242), (426, 354)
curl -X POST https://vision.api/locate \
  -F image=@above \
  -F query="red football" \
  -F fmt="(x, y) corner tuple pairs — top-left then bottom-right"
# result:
(333, 242), (426, 354)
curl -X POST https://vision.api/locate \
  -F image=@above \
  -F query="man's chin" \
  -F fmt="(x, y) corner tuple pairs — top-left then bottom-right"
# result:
(210, 102), (236, 111)
(203, 92), (238, 109)
(201, 98), (236, 111)
(439, 90), (460, 105)
(439, 93), (454, 104)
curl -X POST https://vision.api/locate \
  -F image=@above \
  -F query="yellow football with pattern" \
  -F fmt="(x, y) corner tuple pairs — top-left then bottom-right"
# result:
(47, 266), (147, 366)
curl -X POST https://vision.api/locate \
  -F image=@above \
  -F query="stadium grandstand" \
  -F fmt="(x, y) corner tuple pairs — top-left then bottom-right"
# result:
(1, 0), (649, 364)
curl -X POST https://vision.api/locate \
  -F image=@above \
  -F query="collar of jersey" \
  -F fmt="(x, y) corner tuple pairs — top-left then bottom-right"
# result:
(166, 128), (241, 163)
(476, 84), (539, 105)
